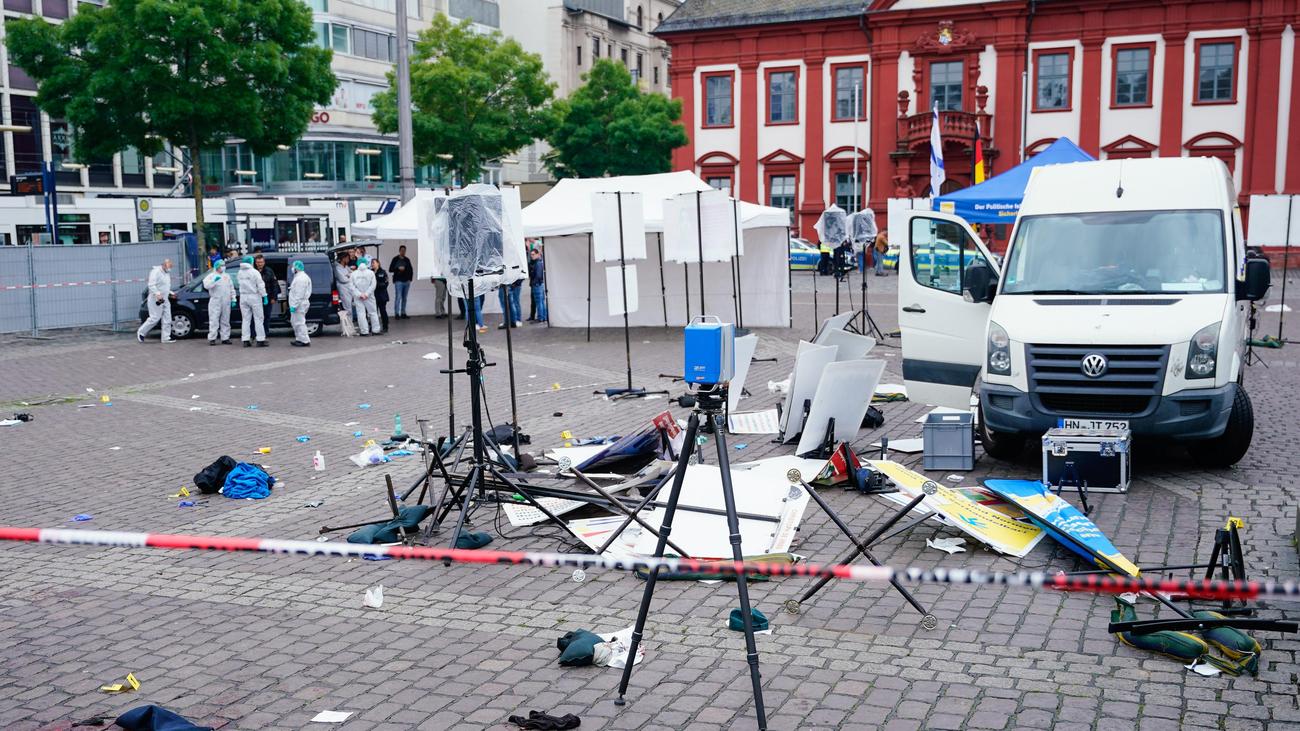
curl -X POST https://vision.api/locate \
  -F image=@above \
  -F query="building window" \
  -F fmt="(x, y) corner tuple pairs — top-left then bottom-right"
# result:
(331, 24), (351, 54)
(3, 0), (33, 12)
(308, 0), (327, 10)
(768, 175), (795, 215)
(767, 69), (797, 125)
(42, 0), (68, 18)
(10, 95), (44, 175)
(1034, 51), (1070, 111)
(636, 5), (642, 28)
(592, 38), (600, 59)
(121, 147), (147, 185)
(1196, 40), (1237, 103)
(835, 172), (862, 213)
(577, 45), (582, 66)
(636, 53), (643, 81)
(1113, 45), (1152, 107)
(832, 65), (865, 122)
(930, 61), (962, 111)
(706, 176), (732, 195)
(449, 0), (500, 27)
(704, 73), (733, 127)
(621, 48), (628, 66)
(653, 65), (659, 85)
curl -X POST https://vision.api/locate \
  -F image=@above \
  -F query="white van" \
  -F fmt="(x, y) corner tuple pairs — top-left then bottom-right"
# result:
(897, 157), (1271, 467)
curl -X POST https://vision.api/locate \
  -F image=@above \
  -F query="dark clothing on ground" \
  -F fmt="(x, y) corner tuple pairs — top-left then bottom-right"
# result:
(389, 255), (413, 282)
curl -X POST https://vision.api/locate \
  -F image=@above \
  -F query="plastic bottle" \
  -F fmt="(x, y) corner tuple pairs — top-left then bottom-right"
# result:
(312, 450), (325, 471)
(393, 413), (404, 437)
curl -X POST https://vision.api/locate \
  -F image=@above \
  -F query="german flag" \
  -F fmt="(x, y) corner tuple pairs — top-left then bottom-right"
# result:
(974, 120), (987, 184)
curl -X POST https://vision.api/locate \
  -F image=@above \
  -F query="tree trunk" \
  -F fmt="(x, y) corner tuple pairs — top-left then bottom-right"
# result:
(189, 131), (206, 246)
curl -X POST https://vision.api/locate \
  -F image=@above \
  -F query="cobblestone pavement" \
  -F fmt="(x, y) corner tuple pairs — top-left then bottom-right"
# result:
(2, 270), (1299, 731)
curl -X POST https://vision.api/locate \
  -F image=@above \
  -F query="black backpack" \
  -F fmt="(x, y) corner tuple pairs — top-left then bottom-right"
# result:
(194, 455), (238, 494)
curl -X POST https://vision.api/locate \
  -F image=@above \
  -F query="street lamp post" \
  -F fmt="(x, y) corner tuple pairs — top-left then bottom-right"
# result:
(395, 0), (416, 204)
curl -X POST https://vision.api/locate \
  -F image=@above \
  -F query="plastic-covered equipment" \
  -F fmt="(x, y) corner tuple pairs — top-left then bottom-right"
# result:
(847, 209), (878, 251)
(814, 204), (849, 245)
(431, 183), (521, 298)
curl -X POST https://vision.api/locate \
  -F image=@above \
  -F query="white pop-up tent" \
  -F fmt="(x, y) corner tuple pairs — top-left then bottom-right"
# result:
(523, 171), (792, 329)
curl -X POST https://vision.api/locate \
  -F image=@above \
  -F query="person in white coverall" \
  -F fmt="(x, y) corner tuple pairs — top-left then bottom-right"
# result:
(288, 260), (312, 347)
(202, 259), (236, 345)
(137, 258), (174, 343)
(236, 255), (268, 346)
(351, 256), (381, 335)
(333, 254), (356, 326)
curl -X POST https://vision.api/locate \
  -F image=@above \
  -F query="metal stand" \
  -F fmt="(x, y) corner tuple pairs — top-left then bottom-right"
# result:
(610, 192), (648, 398)
(781, 471), (938, 628)
(614, 385), (768, 730)
(845, 238), (887, 341)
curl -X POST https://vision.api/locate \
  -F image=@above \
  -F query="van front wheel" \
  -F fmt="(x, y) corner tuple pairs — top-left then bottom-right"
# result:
(978, 404), (1026, 461)
(1192, 386), (1254, 468)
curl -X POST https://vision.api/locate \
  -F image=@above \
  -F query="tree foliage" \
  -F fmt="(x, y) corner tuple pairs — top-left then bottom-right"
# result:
(547, 59), (688, 178)
(7, 0), (336, 237)
(372, 15), (555, 182)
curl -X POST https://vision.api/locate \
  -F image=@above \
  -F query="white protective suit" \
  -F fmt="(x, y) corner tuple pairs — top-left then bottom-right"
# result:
(203, 266), (236, 342)
(288, 269), (312, 344)
(236, 261), (267, 342)
(351, 266), (381, 335)
(333, 261), (356, 320)
(137, 264), (172, 341)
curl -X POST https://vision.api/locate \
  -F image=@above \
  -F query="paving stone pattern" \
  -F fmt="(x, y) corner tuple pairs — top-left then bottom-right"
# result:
(1, 271), (1298, 730)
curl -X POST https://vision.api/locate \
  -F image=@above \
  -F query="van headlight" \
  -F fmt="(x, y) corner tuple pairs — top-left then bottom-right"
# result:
(988, 321), (1011, 376)
(1185, 322), (1219, 380)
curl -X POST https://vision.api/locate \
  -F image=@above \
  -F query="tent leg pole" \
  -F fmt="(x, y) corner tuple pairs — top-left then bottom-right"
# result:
(658, 234), (668, 326)
(587, 233), (592, 343)
(696, 190), (706, 317)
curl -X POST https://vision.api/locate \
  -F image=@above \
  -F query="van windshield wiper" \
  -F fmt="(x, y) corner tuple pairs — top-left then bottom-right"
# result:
(1020, 289), (1095, 295)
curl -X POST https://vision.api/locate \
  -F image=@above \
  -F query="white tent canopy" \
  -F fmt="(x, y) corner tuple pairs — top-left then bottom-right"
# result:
(522, 170), (789, 236)
(524, 171), (792, 329)
(351, 189), (442, 239)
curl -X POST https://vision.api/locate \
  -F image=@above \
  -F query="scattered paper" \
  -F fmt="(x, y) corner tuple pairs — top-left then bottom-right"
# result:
(767, 379), (790, 395)
(875, 383), (908, 398)
(363, 585), (384, 609)
(946, 474), (963, 482)
(0, 419), (20, 427)
(728, 409), (780, 434)
(344, 421), (360, 427)
(870, 437), (924, 454)
(191, 395), (200, 399)
(108, 446), (121, 451)
(189, 407), (202, 412)
(311, 711), (354, 723)
(926, 537), (967, 554)
(597, 626), (646, 669)
(1264, 304), (1292, 313)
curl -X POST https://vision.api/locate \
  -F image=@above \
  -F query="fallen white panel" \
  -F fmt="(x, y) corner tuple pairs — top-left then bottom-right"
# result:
(727, 333), (759, 413)
(545, 445), (608, 464)
(869, 437), (924, 453)
(728, 409), (780, 434)
(813, 312), (855, 344)
(780, 340), (838, 442)
(818, 328), (876, 362)
(795, 359), (886, 457)
(605, 264), (639, 316)
(591, 191), (648, 262)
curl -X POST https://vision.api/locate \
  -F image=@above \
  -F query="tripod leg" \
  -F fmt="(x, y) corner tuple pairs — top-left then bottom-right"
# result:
(710, 414), (768, 729)
(447, 466), (480, 550)
(595, 466), (677, 555)
(573, 468), (693, 558)
(485, 465), (587, 545)
(616, 414), (700, 706)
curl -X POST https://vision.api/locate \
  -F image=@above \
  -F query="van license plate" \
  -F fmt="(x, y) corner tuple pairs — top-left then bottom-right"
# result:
(1061, 419), (1129, 431)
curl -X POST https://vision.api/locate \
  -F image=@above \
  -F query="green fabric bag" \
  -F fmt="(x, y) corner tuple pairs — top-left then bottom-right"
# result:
(346, 505), (433, 544)
(455, 531), (492, 550)
(1194, 610), (1260, 676)
(556, 629), (603, 666)
(1112, 598), (1209, 662)
(729, 607), (769, 632)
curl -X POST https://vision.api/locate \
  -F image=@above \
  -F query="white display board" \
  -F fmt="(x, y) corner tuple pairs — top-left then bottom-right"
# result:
(591, 191), (648, 262)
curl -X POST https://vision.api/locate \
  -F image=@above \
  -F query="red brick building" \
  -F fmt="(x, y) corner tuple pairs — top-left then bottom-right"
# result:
(654, 0), (1299, 239)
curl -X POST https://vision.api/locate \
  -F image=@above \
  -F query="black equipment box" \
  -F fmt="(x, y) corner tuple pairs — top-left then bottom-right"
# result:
(1041, 427), (1131, 494)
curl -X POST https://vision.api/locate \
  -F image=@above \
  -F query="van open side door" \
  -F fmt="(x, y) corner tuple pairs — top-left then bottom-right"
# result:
(897, 210), (999, 409)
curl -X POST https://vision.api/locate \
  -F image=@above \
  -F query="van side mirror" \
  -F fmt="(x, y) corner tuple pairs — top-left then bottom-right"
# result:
(1239, 258), (1270, 301)
(963, 261), (997, 304)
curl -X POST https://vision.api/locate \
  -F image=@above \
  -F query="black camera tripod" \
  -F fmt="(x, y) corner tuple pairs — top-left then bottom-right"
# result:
(614, 383), (770, 729)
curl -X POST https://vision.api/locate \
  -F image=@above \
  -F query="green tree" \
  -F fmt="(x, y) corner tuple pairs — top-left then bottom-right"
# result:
(7, 0), (336, 243)
(373, 15), (555, 183)
(547, 59), (688, 178)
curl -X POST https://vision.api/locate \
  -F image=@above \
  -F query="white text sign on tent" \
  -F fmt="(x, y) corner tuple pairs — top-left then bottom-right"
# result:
(591, 191), (648, 262)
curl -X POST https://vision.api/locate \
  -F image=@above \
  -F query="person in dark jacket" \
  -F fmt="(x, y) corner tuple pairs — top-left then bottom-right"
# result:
(389, 245), (413, 319)
(372, 258), (390, 333)
(528, 246), (547, 323)
(253, 254), (281, 330)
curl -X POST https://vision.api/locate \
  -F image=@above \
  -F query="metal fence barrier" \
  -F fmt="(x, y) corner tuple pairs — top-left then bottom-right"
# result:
(0, 241), (187, 335)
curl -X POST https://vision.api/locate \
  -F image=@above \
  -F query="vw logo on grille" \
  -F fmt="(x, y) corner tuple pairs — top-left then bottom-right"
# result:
(1080, 353), (1108, 378)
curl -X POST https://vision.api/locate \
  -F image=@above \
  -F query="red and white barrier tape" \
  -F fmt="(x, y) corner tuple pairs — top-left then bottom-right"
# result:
(2, 527), (1295, 601)
(0, 277), (148, 291)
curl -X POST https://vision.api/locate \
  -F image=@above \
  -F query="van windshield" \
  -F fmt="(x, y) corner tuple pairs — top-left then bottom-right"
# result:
(1002, 210), (1226, 295)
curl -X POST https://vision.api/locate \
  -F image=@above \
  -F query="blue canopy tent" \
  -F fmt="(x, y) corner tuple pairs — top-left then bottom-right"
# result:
(933, 138), (1095, 223)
